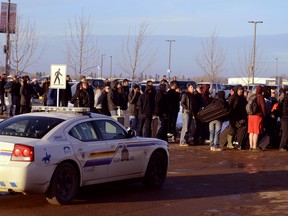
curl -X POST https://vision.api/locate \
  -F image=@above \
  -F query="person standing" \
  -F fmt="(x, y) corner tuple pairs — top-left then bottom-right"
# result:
(137, 85), (155, 137)
(154, 83), (169, 141)
(128, 84), (141, 131)
(40, 77), (50, 106)
(209, 91), (229, 151)
(247, 85), (266, 151)
(226, 86), (247, 149)
(278, 89), (288, 151)
(167, 81), (181, 142)
(59, 75), (72, 107)
(194, 85), (204, 145)
(20, 76), (34, 114)
(108, 81), (122, 116)
(179, 83), (197, 146)
(99, 85), (111, 116)
(10, 75), (21, 116)
(4, 76), (13, 117)
(0, 73), (7, 115)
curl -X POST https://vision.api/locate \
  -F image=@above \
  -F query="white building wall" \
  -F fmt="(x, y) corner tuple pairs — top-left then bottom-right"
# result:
(228, 77), (276, 85)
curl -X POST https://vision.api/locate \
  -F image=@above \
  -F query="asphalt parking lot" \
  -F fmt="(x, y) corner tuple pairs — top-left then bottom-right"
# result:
(2, 139), (288, 215)
(166, 141), (288, 215)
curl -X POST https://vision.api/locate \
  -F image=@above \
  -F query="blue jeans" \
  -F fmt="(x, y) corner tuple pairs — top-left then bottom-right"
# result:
(180, 113), (196, 144)
(209, 120), (222, 148)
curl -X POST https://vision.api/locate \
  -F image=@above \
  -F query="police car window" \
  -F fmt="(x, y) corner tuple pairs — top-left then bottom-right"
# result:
(94, 120), (126, 140)
(69, 121), (98, 141)
(0, 116), (64, 138)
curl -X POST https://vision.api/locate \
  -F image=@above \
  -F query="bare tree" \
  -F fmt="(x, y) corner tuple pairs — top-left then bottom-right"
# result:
(10, 15), (42, 75)
(119, 21), (156, 82)
(196, 30), (226, 82)
(66, 12), (98, 79)
(235, 45), (266, 87)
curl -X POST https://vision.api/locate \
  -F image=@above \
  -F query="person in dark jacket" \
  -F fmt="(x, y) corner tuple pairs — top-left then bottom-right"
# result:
(40, 77), (50, 106)
(179, 83), (197, 146)
(11, 75), (21, 116)
(47, 88), (57, 106)
(137, 85), (155, 137)
(194, 85), (205, 145)
(201, 84), (213, 142)
(108, 81), (122, 116)
(154, 83), (169, 141)
(98, 85), (111, 116)
(0, 73), (7, 115)
(128, 84), (141, 130)
(278, 89), (288, 151)
(227, 86), (247, 149)
(209, 91), (229, 151)
(71, 82), (91, 107)
(20, 76), (34, 114)
(59, 75), (72, 107)
(167, 81), (181, 141)
(121, 79), (130, 111)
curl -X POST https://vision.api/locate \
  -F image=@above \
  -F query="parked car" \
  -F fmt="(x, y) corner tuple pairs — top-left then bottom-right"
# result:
(0, 106), (169, 205)
(176, 80), (197, 93)
(197, 82), (229, 99)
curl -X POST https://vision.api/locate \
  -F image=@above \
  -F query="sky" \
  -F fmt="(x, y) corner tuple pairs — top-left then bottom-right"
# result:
(1, 0), (288, 80)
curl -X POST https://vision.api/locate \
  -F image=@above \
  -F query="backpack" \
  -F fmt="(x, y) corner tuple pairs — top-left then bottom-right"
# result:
(246, 94), (259, 115)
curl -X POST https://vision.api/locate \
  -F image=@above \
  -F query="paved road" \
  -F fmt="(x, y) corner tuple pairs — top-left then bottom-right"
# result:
(1, 143), (288, 215)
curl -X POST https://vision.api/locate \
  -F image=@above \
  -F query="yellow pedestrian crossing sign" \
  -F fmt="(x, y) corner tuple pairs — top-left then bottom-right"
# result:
(50, 64), (67, 89)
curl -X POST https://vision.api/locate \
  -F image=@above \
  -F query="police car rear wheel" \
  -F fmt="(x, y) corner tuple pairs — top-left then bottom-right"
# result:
(45, 162), (79, 205)
(143, 150), (168, 189)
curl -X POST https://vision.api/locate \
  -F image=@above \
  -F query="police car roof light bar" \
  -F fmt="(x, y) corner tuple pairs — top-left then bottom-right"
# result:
(31, 106), (90, 113)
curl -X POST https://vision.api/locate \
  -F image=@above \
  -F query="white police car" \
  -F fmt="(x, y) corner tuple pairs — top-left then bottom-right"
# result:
(0, 107), (169, 205)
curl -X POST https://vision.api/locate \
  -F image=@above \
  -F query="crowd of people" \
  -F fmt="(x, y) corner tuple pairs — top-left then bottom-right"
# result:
(178, 83), (288, 152)
(1, 72), (288, 152)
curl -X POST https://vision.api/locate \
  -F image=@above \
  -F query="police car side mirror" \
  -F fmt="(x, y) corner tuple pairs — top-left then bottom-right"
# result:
(127, 129), (137, 138)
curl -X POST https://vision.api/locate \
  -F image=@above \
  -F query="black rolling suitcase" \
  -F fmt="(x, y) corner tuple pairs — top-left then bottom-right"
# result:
(259, 134), (270, 150)
(219, 126), (229, 148)
(234, 125), (248, 149)
(197, 99), (229, 123)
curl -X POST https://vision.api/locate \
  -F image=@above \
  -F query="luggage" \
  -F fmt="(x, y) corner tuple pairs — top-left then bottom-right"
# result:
(259, 134), (270, 150)
(219, 126), (229, 148)
(197, 100), (229, 123)
(235, 125), (248, 149)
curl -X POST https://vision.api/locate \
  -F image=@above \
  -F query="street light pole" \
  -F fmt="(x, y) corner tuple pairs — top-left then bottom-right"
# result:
(275, 58), (279, 85)
(100, 54), (105, 79)
(109, 56), (112, 79)
(248, 20), (263, 85)
(166, 40), (175, 82)
(5, 0), (11, 76)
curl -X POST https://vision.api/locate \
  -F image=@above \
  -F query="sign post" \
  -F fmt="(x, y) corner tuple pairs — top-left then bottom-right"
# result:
(50, 64), (66, 107)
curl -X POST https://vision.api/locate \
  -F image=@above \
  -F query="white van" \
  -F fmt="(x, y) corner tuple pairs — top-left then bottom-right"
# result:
(197, 82), (230, 99)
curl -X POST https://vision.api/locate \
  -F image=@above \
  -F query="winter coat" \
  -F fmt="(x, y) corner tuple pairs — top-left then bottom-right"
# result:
(20, 82), (33, 106)
(137, 85), (155, 119)
(281, 94), (288, 121)
(128, 89), (141, 116)
(228, 87), (247, 121)
(167, 88), (180, 113)
(181, 90), (197, 117)
(154, 89), (169, 117)
(107, 82), (121, 111)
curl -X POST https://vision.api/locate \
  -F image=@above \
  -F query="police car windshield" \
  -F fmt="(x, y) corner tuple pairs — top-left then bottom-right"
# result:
(0, 116), (64, 139)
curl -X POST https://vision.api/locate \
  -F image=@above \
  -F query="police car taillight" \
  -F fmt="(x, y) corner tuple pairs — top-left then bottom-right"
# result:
(11, 144), (34, 162)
